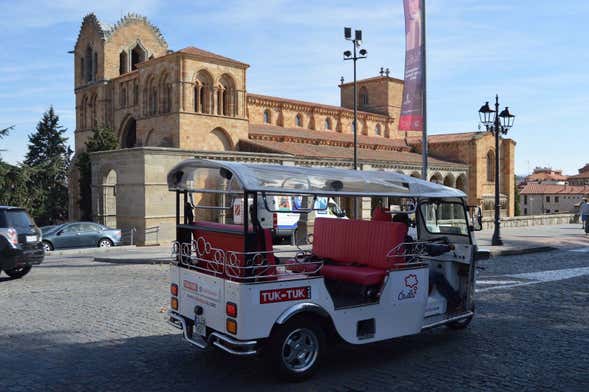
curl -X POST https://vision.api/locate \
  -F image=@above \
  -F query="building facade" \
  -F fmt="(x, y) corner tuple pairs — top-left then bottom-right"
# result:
(71, 13), (516, 244)
(568, 163), (589, 186)
(520, 183), (589, 215)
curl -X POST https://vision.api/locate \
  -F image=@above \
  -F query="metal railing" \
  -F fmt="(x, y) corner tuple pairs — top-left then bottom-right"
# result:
(120, 227), (137, 245)
(145, 226), (160, 245)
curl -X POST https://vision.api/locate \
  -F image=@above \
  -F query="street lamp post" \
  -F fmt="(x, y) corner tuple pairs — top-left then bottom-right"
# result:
(478, 95), (515, 246)
(343, 27), (367, 171)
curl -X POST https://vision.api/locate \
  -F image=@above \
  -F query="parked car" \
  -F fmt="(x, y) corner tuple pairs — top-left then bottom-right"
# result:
(0, 206), (44, 279)
(41, 222), (122, 251)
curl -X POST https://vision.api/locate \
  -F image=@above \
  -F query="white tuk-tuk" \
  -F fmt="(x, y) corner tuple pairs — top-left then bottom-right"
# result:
(166, 159), (486, 380)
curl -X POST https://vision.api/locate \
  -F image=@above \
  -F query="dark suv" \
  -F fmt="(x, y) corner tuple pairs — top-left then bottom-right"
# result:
(0, 206), (44, 278)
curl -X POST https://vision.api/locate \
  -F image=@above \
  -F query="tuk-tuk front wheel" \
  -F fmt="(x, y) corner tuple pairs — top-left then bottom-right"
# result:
(267, 318), (324, 381)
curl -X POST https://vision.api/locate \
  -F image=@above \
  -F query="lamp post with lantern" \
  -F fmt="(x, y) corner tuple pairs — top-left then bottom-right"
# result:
(478, 95), (515, 246)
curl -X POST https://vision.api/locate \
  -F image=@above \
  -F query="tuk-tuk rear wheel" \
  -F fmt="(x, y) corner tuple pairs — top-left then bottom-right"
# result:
(267, 318), (324, 381)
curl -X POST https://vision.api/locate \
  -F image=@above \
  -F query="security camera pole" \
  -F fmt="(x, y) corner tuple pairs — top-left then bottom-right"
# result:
(344, 28), (367, 219)
(343, 27), (367, 172)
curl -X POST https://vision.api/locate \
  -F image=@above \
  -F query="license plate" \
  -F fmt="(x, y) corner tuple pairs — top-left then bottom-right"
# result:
(26, 235), (37, 243)
(194, 315), (206, 337)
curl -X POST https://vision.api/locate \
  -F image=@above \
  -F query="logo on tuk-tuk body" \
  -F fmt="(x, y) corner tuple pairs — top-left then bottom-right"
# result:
(398, 274), (419, 300)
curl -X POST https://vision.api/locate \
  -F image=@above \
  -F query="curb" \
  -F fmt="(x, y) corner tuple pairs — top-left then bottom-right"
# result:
(94, 257), (171, 265)
(490, 246), (557, 257)
(46, 245), (136, 257)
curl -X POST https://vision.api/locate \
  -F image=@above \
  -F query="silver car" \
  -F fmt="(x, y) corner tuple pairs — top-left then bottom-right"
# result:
(41, 222), (122, 251)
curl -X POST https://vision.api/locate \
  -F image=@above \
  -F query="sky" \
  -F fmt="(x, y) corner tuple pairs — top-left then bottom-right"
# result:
(0, 0), (588, 175)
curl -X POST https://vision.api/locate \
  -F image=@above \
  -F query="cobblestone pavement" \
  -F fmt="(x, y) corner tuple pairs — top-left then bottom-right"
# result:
(0, 249), (588, 392)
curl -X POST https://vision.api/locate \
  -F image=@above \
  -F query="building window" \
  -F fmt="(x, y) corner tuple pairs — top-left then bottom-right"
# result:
(325, 117), (332, 130)
(486, 150), (495, 182)
(524, 208), (527, 215)
(546, 196), (550, 203)
(359, 86), (368, 106)
(85, 45), (93, 82)
(555, 196), (559, 203)
(263, 110), (271, 124)
(375, 124), (382, 136)
(524, 195), (528, 204)
(119, 51), (128, 75)
(295, 114), (302, 127)
(546, 209), (550, 214)
(131, 44), (146, 70)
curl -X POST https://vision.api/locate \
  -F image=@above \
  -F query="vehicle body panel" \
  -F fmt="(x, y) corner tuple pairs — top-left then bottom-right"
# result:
(43, 222), (122, 249)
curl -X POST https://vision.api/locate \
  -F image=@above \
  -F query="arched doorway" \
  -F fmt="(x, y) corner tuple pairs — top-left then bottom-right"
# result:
(429, 172), (443, 184)
(443, 173), (456, 188)
(121, 117), (137, 148)
(207, 128), (233, 151)
(102, 169), (117, 228)
(456, 174), (467, 193)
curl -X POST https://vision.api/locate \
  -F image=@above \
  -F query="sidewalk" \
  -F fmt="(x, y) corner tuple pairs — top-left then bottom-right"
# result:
(89, 223), (588, 264)
(476, 223), (588, 256)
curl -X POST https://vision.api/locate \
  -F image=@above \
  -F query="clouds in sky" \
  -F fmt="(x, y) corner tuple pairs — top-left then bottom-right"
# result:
(0, 0), (587, 174)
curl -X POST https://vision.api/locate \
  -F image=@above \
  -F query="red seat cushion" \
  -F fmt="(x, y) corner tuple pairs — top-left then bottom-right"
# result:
(312, 218), (407, 269)
(321, 265), (387, 286)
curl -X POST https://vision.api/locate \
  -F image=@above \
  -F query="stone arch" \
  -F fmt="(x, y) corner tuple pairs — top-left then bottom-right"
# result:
(456, 174), (467, 193)
(80, 95), (88, 129)
(158, 72), (172, 113)
(120, 116), (137, 148)
(410, 171), (421, 178)
(396, 170), (405, 175)
(144, 128), (155, 146)
(375, 123), (382, 136)
(486, 150), (495, 182)
(89, 94), (97, 128)
(325, 117), (332, 130)
(194, 69), (214, 114)
(131, 42), (147, 70)
(218, 73), (237, 117)
(120, 86), (127, 108)
(443, 173), (456, 188)
(429, 172), (443, 184)
(101, 169), (117, 228)
(263, 109), (272, 124)
(208, 127), (233, 151)
(295, 113), (303, 127)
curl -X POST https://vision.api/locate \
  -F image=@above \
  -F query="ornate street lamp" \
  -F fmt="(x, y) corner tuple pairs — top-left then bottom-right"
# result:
(478, 95), (515, 246)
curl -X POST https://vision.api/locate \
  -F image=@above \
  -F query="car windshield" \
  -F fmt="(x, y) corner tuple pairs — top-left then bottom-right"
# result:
(420, 201), (468, 236)
(2, 210), (35, 228)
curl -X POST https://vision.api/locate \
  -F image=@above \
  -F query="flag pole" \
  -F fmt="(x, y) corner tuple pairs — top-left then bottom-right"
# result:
(421, 0), (428, 180)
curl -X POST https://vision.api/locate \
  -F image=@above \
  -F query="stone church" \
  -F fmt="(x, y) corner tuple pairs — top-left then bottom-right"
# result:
(70, 13), (515, 244)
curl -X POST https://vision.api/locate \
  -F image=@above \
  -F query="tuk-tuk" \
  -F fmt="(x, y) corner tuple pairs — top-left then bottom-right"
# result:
(166, 159), (484, 380)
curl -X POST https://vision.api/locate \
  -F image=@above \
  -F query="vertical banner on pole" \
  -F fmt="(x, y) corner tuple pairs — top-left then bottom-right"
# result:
(400, 0), (425, 132)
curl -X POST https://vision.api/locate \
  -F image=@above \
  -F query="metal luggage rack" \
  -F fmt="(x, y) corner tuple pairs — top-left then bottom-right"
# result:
(171, 238), (323, 281)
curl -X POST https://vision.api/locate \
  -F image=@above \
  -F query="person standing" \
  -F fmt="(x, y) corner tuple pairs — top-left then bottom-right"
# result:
(580, 198), (589, 233)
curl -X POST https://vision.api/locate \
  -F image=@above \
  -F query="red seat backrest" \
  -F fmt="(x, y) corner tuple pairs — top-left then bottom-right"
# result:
(312, 218), (406, 269)
(372, 206), (392, 222)
(191, 221), (276, 281)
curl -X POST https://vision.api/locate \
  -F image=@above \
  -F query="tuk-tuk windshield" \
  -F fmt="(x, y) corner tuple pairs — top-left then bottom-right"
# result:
(420, 200), (468, 236)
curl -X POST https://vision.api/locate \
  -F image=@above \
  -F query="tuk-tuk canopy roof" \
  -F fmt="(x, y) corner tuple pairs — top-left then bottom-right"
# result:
(167, 159), (466, 198)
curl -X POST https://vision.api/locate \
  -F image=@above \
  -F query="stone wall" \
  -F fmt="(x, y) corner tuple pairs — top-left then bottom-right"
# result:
(481, 213), (575, 230)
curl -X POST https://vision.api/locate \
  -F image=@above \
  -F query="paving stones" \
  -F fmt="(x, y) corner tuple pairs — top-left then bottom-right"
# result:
(0, 251), (587, 391)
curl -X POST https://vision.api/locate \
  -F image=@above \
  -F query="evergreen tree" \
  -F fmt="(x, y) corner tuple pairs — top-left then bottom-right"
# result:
(0, 125), (14, 161)
(24, 107), (72, 225)
(77, 126), (118, 220)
